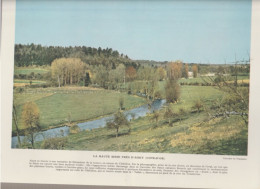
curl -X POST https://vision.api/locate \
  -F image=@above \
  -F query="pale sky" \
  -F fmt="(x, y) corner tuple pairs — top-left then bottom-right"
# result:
(15, 0), (252, 63)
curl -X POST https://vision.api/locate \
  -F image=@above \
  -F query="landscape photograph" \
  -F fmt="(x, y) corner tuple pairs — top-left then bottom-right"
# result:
(12, 0), (251, 155)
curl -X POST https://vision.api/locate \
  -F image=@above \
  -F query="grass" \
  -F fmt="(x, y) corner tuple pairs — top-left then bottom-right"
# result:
(169, 116), (247, 155)
(14, 79), (47, 87)
(62, 112), (247, 155)
(14, 80), (46, 84)
(158, 81), (223, 103)
(179, 77), (210, 84)
(14, 67), (50, 75)
(13, 87), (146, 130)
(172, 85), (223, 110)
(179, 75), (250, 85)
(13, 93), (53, 106)
(34, 85), (247, 155)
(13, 81), (248, 155)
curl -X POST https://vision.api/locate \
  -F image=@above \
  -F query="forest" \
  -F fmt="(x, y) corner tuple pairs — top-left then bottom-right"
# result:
(12, 44), (250, 155)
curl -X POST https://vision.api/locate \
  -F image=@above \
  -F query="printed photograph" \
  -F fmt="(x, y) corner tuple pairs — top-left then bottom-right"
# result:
(12, 0), (251, 155)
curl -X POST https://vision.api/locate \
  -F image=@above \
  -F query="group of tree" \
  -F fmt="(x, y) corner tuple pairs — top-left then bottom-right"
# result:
(51, 58), (86, 87)
(14, 44), (134, 68)
(15, 44), (206, 93)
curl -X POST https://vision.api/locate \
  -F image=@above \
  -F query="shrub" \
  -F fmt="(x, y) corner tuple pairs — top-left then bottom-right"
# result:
(69, 125), (81, 134)
(164, 107), (176, 126)
(15, 87), (25, 93)
(192, 100), (204, 113)
(154, 90), (162, 99)
(41, 137), (68, 150)
(178, 107), (187, 116)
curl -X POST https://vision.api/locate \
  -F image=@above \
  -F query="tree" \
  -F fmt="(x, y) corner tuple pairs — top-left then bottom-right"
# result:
(119, 96), (124, 110)
(108, 64), (125, 90)
(108, 69), (117, 89)
(147, 75), (160, 100)
(164, 106), (176, 126)
(94, 65), (109, 88)
(165, 80), (180, 103)
(167, 61), (183, 80)
(182, 64), (189, 79)
(156, 67), (167, 81)
(106, 111), (129, 137)
(85, 72), (91, 86)
(178, 107), (187, 122)
(51, 58), (86, 87)
(192, 64), (198, 78)
(12, 104), (21, 147)
(205, 62), (249, 125)
(67, 112), (72, 125)
(125, 66), (137, 81)
(151, 111), (160, 127)
(41, 137), (67, 150)
(21, 102), (40, 148)
(192, 99), (204, 113)
(215, 77), (248, 124)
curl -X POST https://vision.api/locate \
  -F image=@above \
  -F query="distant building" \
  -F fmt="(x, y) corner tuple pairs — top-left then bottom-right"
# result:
(203, 73), (215, 77)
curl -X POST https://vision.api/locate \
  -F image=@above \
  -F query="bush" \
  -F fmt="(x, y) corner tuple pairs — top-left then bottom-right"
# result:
(15, 87), (25, 93)
(178, 107), (187, 116)
(28, 82), (54, 88)
(69, 125), (81, 134)
(29, 84), (43, 88)
(154, 90), (162, 99)
(18, 74), (26, 79)
(192, 100), (204, 113)
(41, 137), (68, 150)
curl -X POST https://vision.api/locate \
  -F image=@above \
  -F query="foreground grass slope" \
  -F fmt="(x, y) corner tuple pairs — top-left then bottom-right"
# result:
(63, 112), (247, 155)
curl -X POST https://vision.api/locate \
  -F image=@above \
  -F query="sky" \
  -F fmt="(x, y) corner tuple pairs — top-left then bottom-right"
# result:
(15, 0), (252, 63)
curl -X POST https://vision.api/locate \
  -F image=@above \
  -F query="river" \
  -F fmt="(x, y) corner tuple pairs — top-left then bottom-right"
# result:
(11, 99), (166, 148)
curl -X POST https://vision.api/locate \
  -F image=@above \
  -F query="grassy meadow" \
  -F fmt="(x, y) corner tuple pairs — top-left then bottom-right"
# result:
(14, 66), (50, 75)
(13, 87), (146, 131)
(14, 79), (47, 87)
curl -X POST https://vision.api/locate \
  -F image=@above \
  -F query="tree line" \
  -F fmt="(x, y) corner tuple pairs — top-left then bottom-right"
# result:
(14, 43), (135, 68)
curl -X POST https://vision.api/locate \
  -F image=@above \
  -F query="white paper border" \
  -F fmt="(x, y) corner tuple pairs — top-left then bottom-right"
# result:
(1, 0), (260, 189)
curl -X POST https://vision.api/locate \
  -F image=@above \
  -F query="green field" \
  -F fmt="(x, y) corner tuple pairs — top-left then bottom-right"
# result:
(14, 79), (47, 84)
(179, 76), (210, 84)
(179, 75), (250, 84)
(171, 85), (223, 111)
(13, 87), (146, 130)
(14, 67), (50, 75)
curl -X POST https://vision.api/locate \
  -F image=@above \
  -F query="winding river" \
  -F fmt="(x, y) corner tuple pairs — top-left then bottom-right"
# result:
(11, 99), (166, 148)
